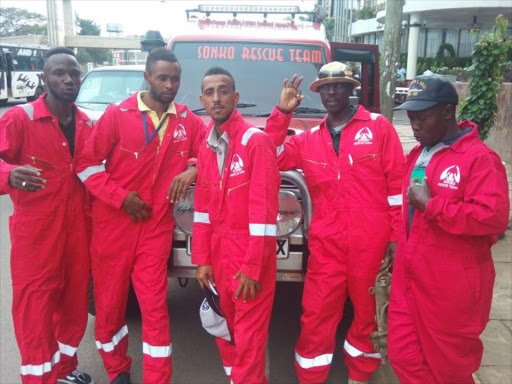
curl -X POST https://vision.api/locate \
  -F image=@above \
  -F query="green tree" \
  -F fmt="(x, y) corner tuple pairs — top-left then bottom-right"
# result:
(323, 17), (335, 41)
(0, 7), (46, 36)
(75, 15), (111, 65)
(458, 15), (512, 140)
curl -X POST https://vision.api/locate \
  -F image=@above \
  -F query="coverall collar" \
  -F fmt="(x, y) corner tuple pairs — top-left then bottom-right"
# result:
(32, 93), (91, 124)
(209, 108), (245, 142)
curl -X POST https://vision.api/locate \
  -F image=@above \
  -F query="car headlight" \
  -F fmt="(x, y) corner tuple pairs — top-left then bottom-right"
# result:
(173, 186), (303, 238)
(173, 188), (194, 236)
(277, 190), (303, 238)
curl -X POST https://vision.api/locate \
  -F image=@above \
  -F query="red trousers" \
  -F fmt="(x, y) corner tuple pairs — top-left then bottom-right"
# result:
(388, 244), (495, 384)
(91, 202), (173, 384)
(210, 230), (276, 384)
(11, 205), (90, 384)
(294, 215), (388, 383)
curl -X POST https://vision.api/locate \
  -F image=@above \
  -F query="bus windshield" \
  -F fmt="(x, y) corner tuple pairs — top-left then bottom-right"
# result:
(171, 41), (327, 116)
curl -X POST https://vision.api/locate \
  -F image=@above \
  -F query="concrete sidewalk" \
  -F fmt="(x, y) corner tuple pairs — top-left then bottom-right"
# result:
(390, 113), (512, 384)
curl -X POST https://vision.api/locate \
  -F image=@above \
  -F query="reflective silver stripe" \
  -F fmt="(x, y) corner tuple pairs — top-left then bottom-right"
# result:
(142, 342), (172, 358)
(20, 351), (60, 376)
(95, 325), (128, 353)
(77, 164), (106, 182)
(249, 223), (276, 236)
(276, 144), (285, 157)
(370, 112), (380, 120)
(224, 366), (232, 376)
(387, 194), (403, 206)
(310, 125), (320, 133)
(180, 110), (188, 117)
(343, 340), (381, 359)
(85, 119), (93, 128)
(19, 104), (34, 120)
(241, 127), (263, 146)
(194, 212), (210, 224)
(58, 341), (77, 357)
(294, 351), (333, 369)
(120, 108), (129, 112)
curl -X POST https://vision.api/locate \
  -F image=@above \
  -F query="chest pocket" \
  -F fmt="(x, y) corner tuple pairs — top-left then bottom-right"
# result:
(118, 140), (146, 171)
(430, 164), (465, 199)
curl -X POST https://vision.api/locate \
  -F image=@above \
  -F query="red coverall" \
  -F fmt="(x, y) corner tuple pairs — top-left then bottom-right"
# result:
(388, 122), (510, 384)
(76, 93), (205, 383)
(266, 106), (404, 383)
(0, 96), (92, 384)
(192, 108), (287, 384)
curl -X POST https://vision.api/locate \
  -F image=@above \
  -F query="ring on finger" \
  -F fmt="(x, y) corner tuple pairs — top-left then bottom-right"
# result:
(22, 181), (27, 188)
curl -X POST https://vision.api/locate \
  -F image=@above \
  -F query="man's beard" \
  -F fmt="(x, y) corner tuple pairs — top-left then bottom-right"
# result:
(47, 84), (78, 103)
(150, 87), (173, 105)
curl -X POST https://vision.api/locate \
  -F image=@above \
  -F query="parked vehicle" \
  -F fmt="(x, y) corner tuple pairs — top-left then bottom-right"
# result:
(76, 65), (146, 122)
(168, 4), (381, 283)
(0, 44), (48, 104)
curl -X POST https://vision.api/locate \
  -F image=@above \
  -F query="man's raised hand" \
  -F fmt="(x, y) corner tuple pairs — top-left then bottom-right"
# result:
(278, 74), (304, 114)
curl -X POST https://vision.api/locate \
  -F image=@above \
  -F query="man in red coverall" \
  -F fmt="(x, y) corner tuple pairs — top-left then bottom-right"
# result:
(76, 48), (205, 384)
(265, 61), (404, 384)
(388, 76), (510, 384)
(193, 66), (301, 384)
(0, 48), (93, 384)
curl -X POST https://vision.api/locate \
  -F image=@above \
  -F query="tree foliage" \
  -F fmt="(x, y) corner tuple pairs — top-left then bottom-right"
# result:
(354, 7), (376, 21)
(458, 15), (512, 140)
(75, 15), (111, 65)
(0, 7), (46, 36)
(323, 17), (335, 41)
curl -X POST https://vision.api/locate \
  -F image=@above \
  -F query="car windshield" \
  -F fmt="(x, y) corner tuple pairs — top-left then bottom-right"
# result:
(76, 70), (146, 110)
(171, 41), (327, 117)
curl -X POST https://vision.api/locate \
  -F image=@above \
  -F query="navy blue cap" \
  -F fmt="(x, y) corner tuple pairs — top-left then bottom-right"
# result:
(394, 76), (459, 111)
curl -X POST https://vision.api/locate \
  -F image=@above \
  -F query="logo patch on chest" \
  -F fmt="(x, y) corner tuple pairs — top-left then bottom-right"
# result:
(438, 165), (460, 190)
(173, 124), (187, 143)
(230, 154), (245, 177)
(354, 127), (373, 145)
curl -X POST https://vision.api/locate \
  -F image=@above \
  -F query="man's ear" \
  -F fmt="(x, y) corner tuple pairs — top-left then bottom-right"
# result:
(444, 104), (456, 120)
(199, 94), (206, 108)
(143, 71), (150, 85)
(234, 91), (240, 105)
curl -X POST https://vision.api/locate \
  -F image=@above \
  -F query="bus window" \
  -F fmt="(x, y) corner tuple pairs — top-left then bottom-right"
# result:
(0, 54), (6, 71)
(30, 56), (44, 70)
(13, 56), (31, 71)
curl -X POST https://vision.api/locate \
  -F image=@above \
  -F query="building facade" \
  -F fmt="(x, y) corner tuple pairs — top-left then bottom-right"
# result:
(349, 0), (512, 79)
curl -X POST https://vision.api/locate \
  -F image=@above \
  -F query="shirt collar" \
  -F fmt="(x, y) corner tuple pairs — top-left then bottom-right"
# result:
(137, 91), (176, 115)
(207, 127), (229, 151)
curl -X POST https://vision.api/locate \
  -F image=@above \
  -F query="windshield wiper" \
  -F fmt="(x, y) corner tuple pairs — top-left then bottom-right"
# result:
(253, 106), (326, 117)
(293, 107), (326, 114)
(192, 103), (257, 114)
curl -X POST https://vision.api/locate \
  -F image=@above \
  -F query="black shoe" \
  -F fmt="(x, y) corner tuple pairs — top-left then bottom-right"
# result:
(111, 372), (131, 384)
(57, 370), (94, 384)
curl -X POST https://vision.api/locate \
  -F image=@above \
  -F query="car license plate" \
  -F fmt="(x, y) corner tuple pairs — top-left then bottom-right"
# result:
(276, 238), (289, 259)
(187, 237), (289, 259)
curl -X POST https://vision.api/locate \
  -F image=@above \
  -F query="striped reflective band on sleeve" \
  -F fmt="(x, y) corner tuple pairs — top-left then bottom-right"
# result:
(276, 144), (285, 157)
(194, 212), (210, 224)
(387, 194), (403, 206)
(241, 127), (263, 146)
(294, 351), (333, 369)
(224, 366), (232, 376)
(343, 340), (381, 359)
(95, 325), (128, 353)
(77, 164), (106, 182)
(249, 223), (276, 236)
(142, 342), (172, 358)
(58, 341), (77, 357)
(20, 104), (35, 120)
(20, 351), (60, 376)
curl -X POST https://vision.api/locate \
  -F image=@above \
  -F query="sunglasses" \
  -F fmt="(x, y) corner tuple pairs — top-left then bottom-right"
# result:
(318, 69), (347, 79)
(318, 82), (352, 94)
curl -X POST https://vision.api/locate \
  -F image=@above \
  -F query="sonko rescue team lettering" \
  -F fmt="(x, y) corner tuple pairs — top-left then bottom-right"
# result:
(197, 44), (322, 63)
